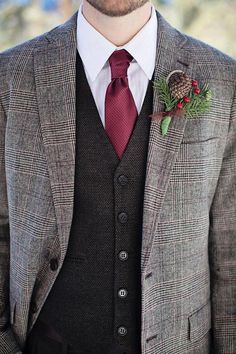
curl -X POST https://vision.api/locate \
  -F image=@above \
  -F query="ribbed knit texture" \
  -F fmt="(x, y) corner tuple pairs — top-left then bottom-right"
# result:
(31, 50), (154, 354)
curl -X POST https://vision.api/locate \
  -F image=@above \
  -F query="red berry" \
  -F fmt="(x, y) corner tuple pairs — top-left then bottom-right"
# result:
(183, 96), (190, 103)
(192, 80), (198, 87)
(176, 102), (183, 109)
(194, 88), (201, 94)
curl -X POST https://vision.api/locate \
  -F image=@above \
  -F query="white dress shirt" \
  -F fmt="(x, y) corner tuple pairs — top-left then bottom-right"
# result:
(77, 1), (158, 127)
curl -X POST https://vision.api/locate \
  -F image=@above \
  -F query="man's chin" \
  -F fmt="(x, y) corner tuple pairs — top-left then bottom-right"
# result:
(84, 0), (149, 17)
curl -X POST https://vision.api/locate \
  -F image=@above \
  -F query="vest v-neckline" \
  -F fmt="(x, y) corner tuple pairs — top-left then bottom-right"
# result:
(76, 50), (153, 165)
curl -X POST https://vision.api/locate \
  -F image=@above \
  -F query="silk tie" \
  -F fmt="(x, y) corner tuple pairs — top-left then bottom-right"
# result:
(105, 49), (138, 159)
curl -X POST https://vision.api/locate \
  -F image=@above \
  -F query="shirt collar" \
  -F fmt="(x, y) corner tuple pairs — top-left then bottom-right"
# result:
(77, 2), (158, 82)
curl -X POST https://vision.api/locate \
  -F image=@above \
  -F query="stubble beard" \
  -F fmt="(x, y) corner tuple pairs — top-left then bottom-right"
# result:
(85, 0), (150, 17)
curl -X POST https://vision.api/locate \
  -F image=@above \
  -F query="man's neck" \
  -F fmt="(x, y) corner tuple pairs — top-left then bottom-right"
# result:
(82, 1), (152, 47)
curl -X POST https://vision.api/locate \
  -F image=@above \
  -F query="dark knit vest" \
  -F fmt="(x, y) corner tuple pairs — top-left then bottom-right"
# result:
(34, 51), (154, 354)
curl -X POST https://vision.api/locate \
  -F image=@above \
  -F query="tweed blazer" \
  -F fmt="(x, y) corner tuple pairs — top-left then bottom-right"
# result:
(0, 8), (236, 354)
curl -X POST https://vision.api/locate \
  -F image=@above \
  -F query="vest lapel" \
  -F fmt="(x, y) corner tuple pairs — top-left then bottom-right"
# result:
(75, 50), (119, 163)
(141, 12), (195, 270)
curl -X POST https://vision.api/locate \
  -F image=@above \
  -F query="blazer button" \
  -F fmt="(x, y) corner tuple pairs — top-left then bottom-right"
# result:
(118, 212), (128, 224)
(50, 257), (59, 271)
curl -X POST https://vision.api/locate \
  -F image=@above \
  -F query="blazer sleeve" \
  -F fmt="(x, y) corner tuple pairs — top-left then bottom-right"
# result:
(0, 98), (21, 353)
(209, 85), (236, 353)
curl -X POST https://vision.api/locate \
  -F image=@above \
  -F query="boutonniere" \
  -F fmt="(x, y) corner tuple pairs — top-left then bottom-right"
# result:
(149, 70), (212, 136)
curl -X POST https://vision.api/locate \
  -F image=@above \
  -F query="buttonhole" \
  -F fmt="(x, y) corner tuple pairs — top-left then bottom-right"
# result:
(177, 59), (189, 67)
(145, 272), (153, 279)
(146, 334), (157, 342)
(66, 253), (87, 262)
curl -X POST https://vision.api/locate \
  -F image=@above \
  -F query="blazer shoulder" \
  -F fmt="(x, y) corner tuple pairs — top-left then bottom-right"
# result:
(182, 32), (236, 81)
(0, 25), (60, 99)
(0, 10), (77, 68)
(156, 10), (235, 82)
(0, 22), (62, 74)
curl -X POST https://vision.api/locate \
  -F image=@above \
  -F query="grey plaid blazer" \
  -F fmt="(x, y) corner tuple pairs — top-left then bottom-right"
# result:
(0, 8), (236, 354)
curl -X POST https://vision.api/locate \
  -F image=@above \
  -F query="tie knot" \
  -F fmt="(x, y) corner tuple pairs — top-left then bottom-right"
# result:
(108, 49), (133, 80)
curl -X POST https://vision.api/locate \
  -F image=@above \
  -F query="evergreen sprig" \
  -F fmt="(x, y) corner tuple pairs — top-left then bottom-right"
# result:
(153, 79), (212, 117)
(152, 75), (213, 136)
(153, 79), (178, 111)
(183, 84), (212, 118)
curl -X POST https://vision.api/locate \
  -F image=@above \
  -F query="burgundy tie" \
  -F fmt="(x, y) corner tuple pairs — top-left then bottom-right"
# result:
(105, 49), (138, 159)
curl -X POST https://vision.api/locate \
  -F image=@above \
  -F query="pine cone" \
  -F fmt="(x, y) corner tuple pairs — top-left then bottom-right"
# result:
(168, 71), (192, 99)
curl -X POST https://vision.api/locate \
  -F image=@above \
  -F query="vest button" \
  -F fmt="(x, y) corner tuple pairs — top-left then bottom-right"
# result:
(118, 212), (128, 224)
(118, 288), (128, 298)
(118, 251), (128, 261)
(117, 174), (128, 186)
(117, 326), (128, 336)
(50, 257), (59, 271)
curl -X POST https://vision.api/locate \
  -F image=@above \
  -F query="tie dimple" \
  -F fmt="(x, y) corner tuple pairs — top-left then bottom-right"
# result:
(105, 49), (138, 160)
(109, 49), (133, 79)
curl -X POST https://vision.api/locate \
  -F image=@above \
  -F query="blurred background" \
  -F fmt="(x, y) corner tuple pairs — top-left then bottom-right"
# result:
(0, 0), (235, 57)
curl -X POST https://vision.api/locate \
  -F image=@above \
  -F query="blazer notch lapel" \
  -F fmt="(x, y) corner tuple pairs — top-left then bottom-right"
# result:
(141, 13), (194, 271)
(34, 26), (77, 258)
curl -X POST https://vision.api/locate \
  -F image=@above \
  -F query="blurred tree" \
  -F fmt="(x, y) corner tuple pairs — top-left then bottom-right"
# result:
(14, 0), (31, 4)
(0, 0), (235, 58)
(42, 0), (58, 11)
(0, 0), (63, 50)
(59, 0), (73, 20)
(0, 4), (26, 49)
(152, 0), (236, 57)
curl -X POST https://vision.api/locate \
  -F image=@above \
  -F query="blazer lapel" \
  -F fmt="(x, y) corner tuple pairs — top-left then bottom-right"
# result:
(141, 11), (195, 271)
(34, 12), (78, 259)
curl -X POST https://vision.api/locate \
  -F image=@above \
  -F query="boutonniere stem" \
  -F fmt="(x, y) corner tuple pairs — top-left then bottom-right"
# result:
(149, 70), (212, 136)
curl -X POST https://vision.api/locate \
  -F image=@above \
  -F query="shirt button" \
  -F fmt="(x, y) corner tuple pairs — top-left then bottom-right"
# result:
(50, 257), (59, 271)
(117, 326), (127, 336)
(118, 212), (128, 224)
(118, 288), (128, 298)
(118, 251), (128, 261)
(117, 174), (129, 186)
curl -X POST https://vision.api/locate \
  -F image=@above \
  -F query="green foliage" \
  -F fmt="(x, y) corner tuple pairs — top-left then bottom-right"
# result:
(161, 116), (172, 136)
(183, 84), (212, 118)
(153, 78), (212, 118)
(153, 76), (213, 136)
(153, 79), (178, 111)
